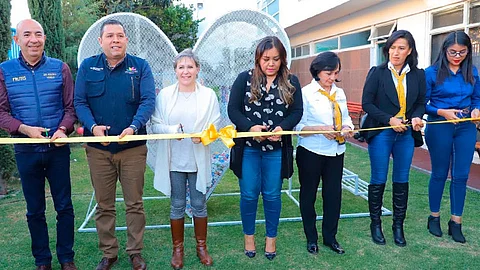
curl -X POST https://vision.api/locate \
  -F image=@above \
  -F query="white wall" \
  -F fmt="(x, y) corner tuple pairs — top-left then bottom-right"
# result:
(280, 0), (349, 28)
(398, 13), (429, 69)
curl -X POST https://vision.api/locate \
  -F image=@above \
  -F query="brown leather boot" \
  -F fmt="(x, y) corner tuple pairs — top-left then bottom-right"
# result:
(170, 218), (185, 269)
(194, 216), (213, 266)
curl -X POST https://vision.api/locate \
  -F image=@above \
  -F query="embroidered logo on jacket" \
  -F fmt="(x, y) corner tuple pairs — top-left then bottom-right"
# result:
(12, 76), (26, 82)
(125, 67), (137, 74)
(43, 73), (58, 79)
(90, 67), (104, 71)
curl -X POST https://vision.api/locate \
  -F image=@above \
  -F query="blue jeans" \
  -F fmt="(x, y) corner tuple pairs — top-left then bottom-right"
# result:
(368, 128), (414, 185)
(425, 119), (476, 216)
(239, 147), (282, 238)
(15, 145), (75, 266)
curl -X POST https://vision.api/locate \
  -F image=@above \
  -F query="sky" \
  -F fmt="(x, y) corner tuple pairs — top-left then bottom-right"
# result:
(10, 0), (31, 28)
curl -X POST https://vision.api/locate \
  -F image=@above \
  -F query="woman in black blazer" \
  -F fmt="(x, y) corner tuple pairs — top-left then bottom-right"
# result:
(362, 30), (426, 247)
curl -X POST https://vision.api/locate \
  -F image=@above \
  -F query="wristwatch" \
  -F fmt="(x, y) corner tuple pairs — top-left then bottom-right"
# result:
(129, 124), (139, 134)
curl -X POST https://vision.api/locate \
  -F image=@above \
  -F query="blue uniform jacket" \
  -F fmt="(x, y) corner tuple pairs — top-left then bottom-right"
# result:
(74, 53), (155, 153)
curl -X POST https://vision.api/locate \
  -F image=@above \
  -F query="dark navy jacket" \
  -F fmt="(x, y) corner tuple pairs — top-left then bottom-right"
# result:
(0, 55), (68, 152)
(74, 53), (155, 153)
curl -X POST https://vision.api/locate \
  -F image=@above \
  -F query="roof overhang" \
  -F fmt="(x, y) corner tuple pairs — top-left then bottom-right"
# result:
(285, 0), (387, 37)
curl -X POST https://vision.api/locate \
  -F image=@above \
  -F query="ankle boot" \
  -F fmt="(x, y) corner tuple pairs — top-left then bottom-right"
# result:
(448, 219), (466, 243)
(427, 215), (442, 237)
(368, 184), (386, 245)
(170, 218), (185, 270)
(392, 182), (408, 247)
(194, 216), (213, 266)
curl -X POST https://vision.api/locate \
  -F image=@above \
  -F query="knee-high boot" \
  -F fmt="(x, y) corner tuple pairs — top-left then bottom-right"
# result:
(368, 184), (386, 245)
(170, 218), (185, 269)
(194, 216), (213, 266)
(392, 182), (408, 247)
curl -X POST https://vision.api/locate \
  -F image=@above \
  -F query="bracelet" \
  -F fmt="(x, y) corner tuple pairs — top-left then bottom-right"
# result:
(58, 126), (67, 133)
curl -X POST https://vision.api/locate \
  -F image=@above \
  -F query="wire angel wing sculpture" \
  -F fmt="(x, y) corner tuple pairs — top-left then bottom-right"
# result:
(77, 10), (290, 217)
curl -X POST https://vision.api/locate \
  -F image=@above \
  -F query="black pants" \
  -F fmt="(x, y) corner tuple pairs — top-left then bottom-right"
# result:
(296, 146), (344, 244)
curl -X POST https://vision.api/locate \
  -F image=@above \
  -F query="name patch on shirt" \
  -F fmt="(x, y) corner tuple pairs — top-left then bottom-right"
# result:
(90, 67), (104, 71)
(125, 67), (137, 74)
(43, 72), (58, 79)
(12, 76), (26, 82)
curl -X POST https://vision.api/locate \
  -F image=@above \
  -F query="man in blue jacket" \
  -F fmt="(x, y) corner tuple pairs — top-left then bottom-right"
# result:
(74, 19), (155, 270)
(0, 19), (77, 270)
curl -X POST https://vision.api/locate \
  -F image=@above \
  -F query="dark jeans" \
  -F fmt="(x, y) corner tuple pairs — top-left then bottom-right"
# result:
(15, 145), (75, 266)
(425, 120), (477, 216)
(296, 146), (344, 245)
(239, 147), (282, 238)
(368, 128), (414, 185)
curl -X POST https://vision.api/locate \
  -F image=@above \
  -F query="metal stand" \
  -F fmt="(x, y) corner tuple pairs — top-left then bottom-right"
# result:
(78, 168), (391, 232)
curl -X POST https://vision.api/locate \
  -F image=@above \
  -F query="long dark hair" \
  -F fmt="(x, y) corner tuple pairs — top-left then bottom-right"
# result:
(250, 36), (295, 105)
(309, 51), (341, 82)
(433, 31), (474, 85)
(380, 30), (418, 69)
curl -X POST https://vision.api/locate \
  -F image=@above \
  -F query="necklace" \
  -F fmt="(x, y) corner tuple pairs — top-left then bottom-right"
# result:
(180, 91), (194, 100)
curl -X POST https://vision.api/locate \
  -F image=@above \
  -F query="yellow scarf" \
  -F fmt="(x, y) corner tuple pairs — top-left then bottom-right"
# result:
(390, 68), (407, 120)
(318, 89), (344, 144)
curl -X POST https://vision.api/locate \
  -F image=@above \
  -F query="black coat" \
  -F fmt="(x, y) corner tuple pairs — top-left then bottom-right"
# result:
(361, 65), (426, 144)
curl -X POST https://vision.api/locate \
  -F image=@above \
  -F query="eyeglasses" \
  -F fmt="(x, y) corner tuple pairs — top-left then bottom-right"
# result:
(447, 49), (468, 57)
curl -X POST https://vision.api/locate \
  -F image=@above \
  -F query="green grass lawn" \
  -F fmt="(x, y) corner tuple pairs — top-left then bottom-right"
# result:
(1, 143), (480, 269)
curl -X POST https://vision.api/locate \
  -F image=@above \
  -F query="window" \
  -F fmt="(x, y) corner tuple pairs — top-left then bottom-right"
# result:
(430, 1), (480, 66)
(431, 33), (450, 64)
(314, 38), (338, 53)
(369, 22), (396, 41)
(292, 44), (310, 58)
(260, 0), (280, 22)
(432, 6), (463, 29)
(340, 30), (371, 49)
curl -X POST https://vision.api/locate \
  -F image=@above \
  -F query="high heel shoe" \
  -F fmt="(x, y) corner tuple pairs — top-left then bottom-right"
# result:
(264, 237), (276, 260)
(244, 235), (256, 258)
(427, 215), (442, 237)
(448, 220), (466, 243)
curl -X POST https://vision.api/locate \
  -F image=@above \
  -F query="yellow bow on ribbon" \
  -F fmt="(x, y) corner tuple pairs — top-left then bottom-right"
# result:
(218, 125), (237, 148)
(199, 124), (237, 148)
(200, 124), (219, 146)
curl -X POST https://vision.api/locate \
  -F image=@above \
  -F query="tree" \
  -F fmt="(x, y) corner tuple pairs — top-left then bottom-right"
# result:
(137, 2), (201, 51)
(28, 0), (66, 60)
(0, 1), (15, 195)
(0, 0), (11, 62)
(97, 0), (199, 52)
(63, 0), (101, 79)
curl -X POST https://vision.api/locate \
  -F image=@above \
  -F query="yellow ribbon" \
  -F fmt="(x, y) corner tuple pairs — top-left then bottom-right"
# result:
(0, 118), (478, 147)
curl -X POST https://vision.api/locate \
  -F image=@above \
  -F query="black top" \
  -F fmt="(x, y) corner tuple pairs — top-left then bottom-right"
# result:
(228, 70), (303, 151)
(361, 65), (426, 142)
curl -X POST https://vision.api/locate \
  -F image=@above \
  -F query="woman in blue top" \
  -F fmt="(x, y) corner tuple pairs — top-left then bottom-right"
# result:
(425, 31), (480, 243)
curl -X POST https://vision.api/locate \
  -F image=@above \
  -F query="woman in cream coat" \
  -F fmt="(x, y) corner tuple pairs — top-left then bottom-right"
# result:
(151, 49), (220, 269)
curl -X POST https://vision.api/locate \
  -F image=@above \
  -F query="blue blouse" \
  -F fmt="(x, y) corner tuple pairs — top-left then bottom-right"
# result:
(425, 65), (480, 116)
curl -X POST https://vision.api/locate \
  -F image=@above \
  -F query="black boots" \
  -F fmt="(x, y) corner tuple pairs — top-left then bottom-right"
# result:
(392, 183), (408, 247)
(448, 219), (466, 243)
(369, 183), (409, 247)
(427, 215), (442, 237)
(368, 184), (386, 245)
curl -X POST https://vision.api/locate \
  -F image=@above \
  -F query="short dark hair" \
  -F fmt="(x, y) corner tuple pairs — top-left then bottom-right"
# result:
(309, 51), (341, 81)
(433, 31), (474, 85)
(100, 19), (126, 37)
(381, 30), (418, 69)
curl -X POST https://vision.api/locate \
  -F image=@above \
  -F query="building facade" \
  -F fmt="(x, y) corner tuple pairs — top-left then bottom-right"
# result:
(282, 0), (480, 103)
